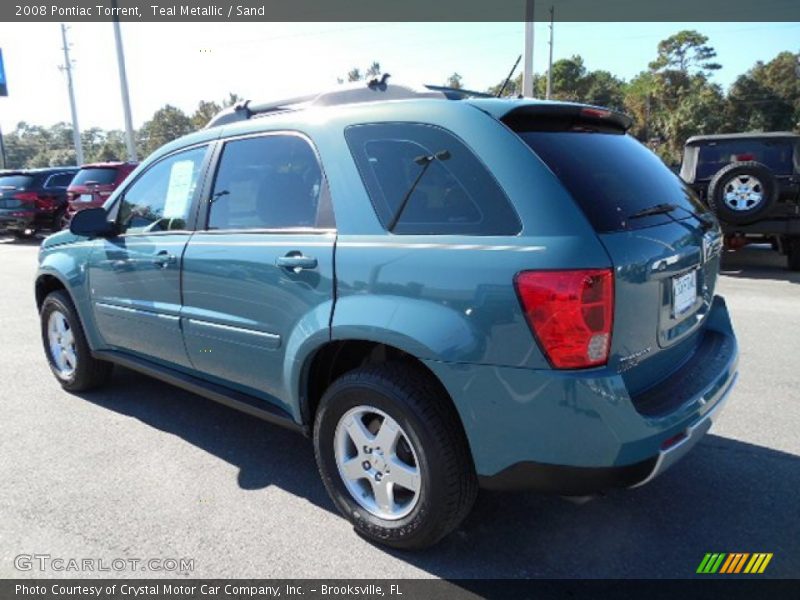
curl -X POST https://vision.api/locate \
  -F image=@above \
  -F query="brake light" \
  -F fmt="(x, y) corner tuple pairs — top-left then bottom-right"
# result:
(13, 191), (39, 203)
(515, 269), (614, 369)
(580, 107), (612, 119)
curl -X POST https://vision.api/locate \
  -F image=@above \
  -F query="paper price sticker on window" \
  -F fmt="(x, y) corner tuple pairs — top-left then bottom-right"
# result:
(163, 159), (196, 219)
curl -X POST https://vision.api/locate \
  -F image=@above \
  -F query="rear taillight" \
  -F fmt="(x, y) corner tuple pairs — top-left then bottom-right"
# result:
(515, 269), (614, 369)
(13, 191), (39, 203)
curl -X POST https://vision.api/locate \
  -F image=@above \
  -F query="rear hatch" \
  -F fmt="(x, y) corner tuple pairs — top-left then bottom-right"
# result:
(67, 167), (119, 207)
(0, 174), (36, 211)
(504, 105), (722, 403)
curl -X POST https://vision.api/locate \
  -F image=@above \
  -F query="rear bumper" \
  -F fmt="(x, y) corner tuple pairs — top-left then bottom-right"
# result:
(425, 295), (738, 493)
(0, 213), (36, 231)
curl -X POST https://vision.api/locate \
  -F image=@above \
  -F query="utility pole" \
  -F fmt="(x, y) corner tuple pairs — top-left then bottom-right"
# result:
(522, 0), (535, 97)
(112, 0), (137, 162)
(546, 6), (554, 100)
(59, 24), (83, 165)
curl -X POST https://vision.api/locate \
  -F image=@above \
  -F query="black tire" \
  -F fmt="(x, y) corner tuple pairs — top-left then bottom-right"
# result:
(707, 161), (777, 225)
(313, 362), (477, 549)
(787, 237), (800, 272)
(40, 290), (113, 391)
(53, 206), (68, 231)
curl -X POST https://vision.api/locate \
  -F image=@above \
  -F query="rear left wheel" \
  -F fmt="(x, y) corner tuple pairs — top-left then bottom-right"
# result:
(313, 362), (477, 549)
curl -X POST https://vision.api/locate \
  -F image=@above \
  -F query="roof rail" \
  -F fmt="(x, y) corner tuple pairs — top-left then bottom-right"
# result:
(204, 76), (491, 128)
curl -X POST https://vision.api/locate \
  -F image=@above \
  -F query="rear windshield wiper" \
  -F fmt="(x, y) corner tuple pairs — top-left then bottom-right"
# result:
(628, 203), (677, 219)
(629, 202), (714, 231)
(386, 150), (451, 232)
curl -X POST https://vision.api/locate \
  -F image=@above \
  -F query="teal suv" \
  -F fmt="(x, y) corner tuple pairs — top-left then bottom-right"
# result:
(35, 83), (739, 549)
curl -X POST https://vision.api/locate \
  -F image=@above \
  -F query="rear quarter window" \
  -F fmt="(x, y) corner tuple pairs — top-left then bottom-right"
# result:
(345, 123), (521, 235)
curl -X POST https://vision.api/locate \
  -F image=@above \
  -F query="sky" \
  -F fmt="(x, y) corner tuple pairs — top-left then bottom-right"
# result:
(0, 21), (798, 134)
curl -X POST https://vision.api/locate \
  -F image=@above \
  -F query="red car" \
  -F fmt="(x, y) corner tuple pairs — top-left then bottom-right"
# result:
(64, 162), (137, 227)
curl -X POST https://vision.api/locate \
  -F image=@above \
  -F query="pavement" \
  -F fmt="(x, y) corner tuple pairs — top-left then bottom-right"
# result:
(0, 236), (798, 579)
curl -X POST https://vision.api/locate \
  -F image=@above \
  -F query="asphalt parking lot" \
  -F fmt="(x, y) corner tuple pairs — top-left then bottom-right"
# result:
(1, 236), (798, 579)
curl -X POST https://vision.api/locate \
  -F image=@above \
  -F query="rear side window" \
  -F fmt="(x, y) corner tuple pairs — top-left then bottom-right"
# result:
(518, 131), (706, 233)
(207, 134), (333, 230)
(45, 172), (75, 188)
(71, 168), (118, 186)
(346, 123), (520, 235)
(695, 139), (795, 179)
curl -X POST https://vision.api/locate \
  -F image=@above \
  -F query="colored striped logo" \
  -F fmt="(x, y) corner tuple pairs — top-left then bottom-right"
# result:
(696, 553), (773, 574)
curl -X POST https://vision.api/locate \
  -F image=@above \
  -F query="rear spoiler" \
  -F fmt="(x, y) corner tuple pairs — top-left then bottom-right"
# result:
(501, 104), (633, 133)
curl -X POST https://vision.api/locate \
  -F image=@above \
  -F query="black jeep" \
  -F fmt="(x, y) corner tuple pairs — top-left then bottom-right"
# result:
(680, 132), (800, 270)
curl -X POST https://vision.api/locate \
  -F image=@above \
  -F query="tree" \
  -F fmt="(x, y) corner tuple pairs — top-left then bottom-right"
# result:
(725, 74), (794, 132)
(445, 72), (463, 90)
(649, 30), (721, 75)
(191, 100), (222, 129)
(365, 62), (382, 79)
(338, 61), (383, 84)
(138, 105), (193, 157)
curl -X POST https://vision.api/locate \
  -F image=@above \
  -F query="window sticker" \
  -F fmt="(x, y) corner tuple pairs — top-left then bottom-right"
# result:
(163, 159), (196, 218)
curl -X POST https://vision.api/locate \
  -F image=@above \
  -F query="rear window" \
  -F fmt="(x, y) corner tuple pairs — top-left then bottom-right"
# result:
(518, 131), (706, 232)
(694, 139), (795, 180)
(346, 123), (521, 235)
(71, 168), (118, 186)
(0, 175), (34, 190)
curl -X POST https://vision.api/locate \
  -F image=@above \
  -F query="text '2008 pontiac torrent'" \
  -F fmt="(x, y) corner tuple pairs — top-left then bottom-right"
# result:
(35, 82), (738, 549)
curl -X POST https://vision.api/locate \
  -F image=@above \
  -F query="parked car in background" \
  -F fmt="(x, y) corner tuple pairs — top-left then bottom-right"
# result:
(0, 167), (78, 238)
(36, 82), (738, 549)
(680, 132), (800, 270)
(63, 162), (138, 228)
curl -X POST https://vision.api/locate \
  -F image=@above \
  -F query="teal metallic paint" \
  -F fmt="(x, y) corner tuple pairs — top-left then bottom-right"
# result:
(34, 96), (740, 489)
(180, 231), (336, 419)
(426, 296), (737, 476)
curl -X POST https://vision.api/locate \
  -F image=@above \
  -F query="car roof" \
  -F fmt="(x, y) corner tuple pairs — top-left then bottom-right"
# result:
(78, 161), (137, 169)
(686, 131), (799, 145)
(0, 167), (77, 177)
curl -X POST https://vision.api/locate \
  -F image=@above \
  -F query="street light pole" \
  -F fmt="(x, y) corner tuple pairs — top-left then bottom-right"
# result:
(112, 0), (137, 162)
(546, 5), (554, 100)
(522, 0), (535, 97)
(60, 24), (84, 165)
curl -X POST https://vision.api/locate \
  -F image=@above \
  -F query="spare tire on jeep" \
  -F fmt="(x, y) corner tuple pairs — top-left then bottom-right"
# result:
(707, 161), (778, 225)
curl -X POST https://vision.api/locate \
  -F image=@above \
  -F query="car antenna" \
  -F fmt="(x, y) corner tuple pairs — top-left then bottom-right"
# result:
(497, 55), (522, 98)
(387, 150), (451, 232)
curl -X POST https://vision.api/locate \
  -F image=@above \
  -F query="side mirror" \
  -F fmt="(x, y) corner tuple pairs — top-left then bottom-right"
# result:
(69, 207), (116, 238)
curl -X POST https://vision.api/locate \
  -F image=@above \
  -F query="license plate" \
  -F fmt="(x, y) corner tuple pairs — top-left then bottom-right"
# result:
(79, 194), (93, 202)
(672, 270), (697, 316)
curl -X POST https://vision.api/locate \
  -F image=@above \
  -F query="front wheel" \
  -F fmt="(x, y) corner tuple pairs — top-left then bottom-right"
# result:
(40, 290), (113, 391)
(313, 363), (477, 549)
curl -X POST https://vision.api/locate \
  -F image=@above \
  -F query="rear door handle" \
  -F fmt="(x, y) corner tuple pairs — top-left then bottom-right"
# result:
(276, 252), (317, 272)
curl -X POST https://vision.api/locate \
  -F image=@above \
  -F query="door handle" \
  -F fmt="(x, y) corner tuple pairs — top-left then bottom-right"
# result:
(276, 252), (317, 272)
(153, 251), (177, 268)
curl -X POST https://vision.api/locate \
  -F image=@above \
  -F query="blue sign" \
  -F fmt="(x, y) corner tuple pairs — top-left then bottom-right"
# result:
(0, 49), (7, 96)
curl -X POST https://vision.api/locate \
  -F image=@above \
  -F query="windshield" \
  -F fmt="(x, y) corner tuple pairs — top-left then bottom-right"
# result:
(518, 131), (707, 232)
(71, 168), (118, 186)
(0, 175), (35, 190)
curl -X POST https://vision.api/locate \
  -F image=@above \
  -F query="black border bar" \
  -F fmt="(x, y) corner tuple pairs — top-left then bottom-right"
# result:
(4, 0), (800, 22)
